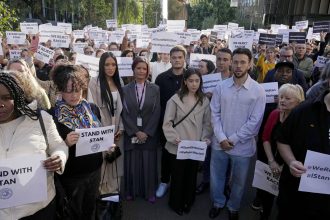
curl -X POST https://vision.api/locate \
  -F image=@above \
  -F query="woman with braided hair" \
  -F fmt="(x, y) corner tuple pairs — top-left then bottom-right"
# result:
(0, 70), (68, 219)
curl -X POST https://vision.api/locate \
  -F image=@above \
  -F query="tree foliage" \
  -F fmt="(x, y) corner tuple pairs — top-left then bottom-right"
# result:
(188, 0), (237, 29)
(0, 1), (19, 35)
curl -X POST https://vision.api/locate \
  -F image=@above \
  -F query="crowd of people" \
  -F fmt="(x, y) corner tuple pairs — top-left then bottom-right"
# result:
(0, 23), (330, 220)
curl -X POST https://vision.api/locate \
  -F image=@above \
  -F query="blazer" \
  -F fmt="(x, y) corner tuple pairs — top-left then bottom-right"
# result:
(122, 81), (160, 151)
(162, 94), (213, 155)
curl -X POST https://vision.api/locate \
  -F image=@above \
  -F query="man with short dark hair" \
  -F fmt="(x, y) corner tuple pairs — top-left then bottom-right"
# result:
(194, 34), (213, 54)
(214, 48), (233, 80)
(209, 48), (266, 220)
(155, 45), (187, 198)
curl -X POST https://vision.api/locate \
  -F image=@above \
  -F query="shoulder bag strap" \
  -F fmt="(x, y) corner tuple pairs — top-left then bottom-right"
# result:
(172, 98), (200, 128)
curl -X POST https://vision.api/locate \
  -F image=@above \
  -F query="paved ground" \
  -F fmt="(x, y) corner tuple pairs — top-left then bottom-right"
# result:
(122, 152), (278, 220)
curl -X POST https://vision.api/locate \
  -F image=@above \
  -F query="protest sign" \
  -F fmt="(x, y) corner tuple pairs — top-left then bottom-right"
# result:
(151, 32), (178, 53)
(298, 150), (330, 195)
(252, 160), (279, 196)
(313, 21), (330, 33)
(189, 53), (216, 69)
(271, 24), (281, 34)
(57, 22), (72, 34)
(276, 34), (283, 45)
(39, 24), (65, 34)
(289, 32), (306, 44)
(176, 140), (207, 161)
(6, 32), (26, 45)
(73, 30), (85, 39)
(35, 45), (55, 64)
(214, 25), (227, 32)
(306, 28), (321, 41)
(230, 0), (238, 7)
(258, 33), (276, 46)
(167, 20), (185, 32)
(9, 50), (22, 60)
(72, 43), (88, 54)
(202, 73), (222, 93)
(75, 126), (115, 157)
(20, 23), (38, 34)
(210, 31), (218, 43)
(39, 32), (51, 43)
(117, 57), (133, 77)
(315, 56), (330, 68)
(175, 32), (192, 45)
(253, 32), (260, 44)
(190, 31), (201, 42)
(75, 53), (100, 77)
(108, 31), (125, 44)
(261, 82), (278, 103)
(295, 20), (308, 30)
(110, 50), (122, 57)
(106, 19), (118, 29)
(0, 39), (3, 56)
(229, 31), (253, 51)
(278, 29), (295, 43)
(136, 34), (151, 48)
(89, 30), (108, 41)
(50, 34), (70, 48)
(227, 22), (239, 30)
(0, 154), (47, 208)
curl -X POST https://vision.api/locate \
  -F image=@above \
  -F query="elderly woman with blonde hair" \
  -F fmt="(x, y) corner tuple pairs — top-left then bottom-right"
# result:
(258, 83), (304, 220)
(0, 70), (68, 219)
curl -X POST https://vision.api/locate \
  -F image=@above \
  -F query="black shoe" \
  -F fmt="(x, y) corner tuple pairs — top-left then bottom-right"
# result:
(250, 197), (262, 211)
(196, 182), (210, 195)
(172, 207), (183, 216)
(183, 204), (191, 214)
(209, 206), (223, 219)
(228, 210), (239, 220)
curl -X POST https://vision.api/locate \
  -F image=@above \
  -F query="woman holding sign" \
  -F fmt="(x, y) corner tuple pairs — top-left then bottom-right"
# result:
(50, 64), (103, 220)
(121, 57), (160, 203)
(162, 68), (212, 215)
(0, 71), (67, 219)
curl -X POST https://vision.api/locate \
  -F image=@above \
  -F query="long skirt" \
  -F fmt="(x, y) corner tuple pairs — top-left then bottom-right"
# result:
(124, 148), (158, 200)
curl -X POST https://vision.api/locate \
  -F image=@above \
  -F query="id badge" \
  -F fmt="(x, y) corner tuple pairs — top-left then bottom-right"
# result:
(137, 117), (142, 127)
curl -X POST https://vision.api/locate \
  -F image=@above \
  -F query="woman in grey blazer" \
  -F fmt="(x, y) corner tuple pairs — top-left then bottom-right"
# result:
(122, 57), (161, 203)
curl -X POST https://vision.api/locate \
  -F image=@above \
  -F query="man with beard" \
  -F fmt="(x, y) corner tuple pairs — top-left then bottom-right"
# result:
(209, 48), (266, 220)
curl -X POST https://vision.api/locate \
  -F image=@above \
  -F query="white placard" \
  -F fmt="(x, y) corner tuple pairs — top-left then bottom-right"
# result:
(295, 20), (309, 30)
(175, 32), (192, 45)
(167, 20), (185, 32)
(278, 29), (295, 43)
(252, 160), (279, 196)
(0, 38), (3, 56)
(261, 82), (278, 103)
(20, 23), (39, 34)
(73, 43), (88, 54)
(73, 30), (85, 39)
(228, 32), (253, 51)
(108, 31), (125, 44)
(202, 73), (222, 93)
(106, 19), (118, 28)
(9, 50), (22, 60)
(110, 50), (122, 57)
(35, 45), (55, 64)
(151, 32), (179, 53)
(39, 32), (51, 43)
(75, 53), (100, 77)
(176, 140), (207, 161)
(57, 22), (72, 34)
(0, 154), (47, 208)
(75, 126), (115, 157)
(6, 31), (26, 45)
(306, 28), (321, 41)
(189, 53), (216, 69)
(315, 56), (330, 68)
(89, 31), (108, 41)
(39, 24), (65, 34)
(117, 57), (133, 77)
(214, 25), (227, 32)
(190, 31), (201, 42)
(299, 150), (330, 195)
(136, 34), (151, 48)
(50, 34), (70, 48)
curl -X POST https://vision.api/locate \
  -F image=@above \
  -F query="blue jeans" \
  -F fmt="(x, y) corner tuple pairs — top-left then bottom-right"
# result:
(210, 149), (251, 211)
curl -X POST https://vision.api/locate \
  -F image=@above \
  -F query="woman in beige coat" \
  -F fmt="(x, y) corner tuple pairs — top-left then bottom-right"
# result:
(163, 68), (213, 216)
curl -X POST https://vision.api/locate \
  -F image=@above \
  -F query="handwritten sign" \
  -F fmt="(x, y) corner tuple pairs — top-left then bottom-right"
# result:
(177, 140), (207, 161)
(0, 154), (47, 208)
(6, 32), (26, 45)
(261, 82), (278, 103)
(35, 45), (55, 64)
(315, 56), (330, 68)
(252, 160), (279, 196)
(202, 73), (222, 93)
(20, 23), (38, 34)
(50, 34), (70, 48)
(299, 150), (330, 195)
(9, 50), (22, 60)
(75, 53), (100, 77)
(189, 53), (216, 69)
(151, 32), (178, 53)
(75, 126), (115, 157)
(117, 57), (133, 77)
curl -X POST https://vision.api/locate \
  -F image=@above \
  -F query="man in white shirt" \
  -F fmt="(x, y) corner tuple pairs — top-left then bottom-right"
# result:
(151, 53), (172, 83)
(209, 48), (266, 220)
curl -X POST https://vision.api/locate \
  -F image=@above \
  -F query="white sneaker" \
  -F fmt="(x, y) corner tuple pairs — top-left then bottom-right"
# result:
(156, 183), (168, 198)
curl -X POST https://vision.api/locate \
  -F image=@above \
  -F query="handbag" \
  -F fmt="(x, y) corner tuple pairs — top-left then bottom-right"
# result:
(97, 150), (123, 220)
(104, 146), (122, 164)
(38, 110), (80, 220)
(171, 98), (201, 128)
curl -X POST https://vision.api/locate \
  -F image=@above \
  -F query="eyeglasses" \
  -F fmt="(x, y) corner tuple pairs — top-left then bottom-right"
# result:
(85, 51), (93, 55)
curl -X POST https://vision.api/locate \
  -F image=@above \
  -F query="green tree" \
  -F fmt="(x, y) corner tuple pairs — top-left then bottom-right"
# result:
(145, 0), (162, 28)
(0, 1), (19, 35)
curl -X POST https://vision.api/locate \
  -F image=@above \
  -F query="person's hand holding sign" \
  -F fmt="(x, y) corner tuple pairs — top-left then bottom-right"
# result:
(289, 160), (306, 177)
(43, 155), (62, 172)
(65, 131), (80, 147)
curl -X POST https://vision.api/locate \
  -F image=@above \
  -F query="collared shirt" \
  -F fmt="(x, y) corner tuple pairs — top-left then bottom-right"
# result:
(210, 75), (266, 157)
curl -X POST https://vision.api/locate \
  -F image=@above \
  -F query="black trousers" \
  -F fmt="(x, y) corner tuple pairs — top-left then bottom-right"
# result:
(256, 189), (275, 218)
(59, 168), (101, 220)
(168, 153), (199, 210)
(20, 198), (56, 220)
(160, 132), (172, 183)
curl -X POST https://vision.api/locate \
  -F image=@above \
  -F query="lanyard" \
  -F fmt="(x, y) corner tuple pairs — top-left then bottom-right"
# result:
(135, 82), (146, 110)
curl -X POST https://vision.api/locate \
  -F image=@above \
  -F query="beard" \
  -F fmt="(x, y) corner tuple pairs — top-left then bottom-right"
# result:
(233, 71), (248, 79)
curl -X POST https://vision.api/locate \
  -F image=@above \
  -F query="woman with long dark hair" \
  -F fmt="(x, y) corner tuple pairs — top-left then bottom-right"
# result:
(162, 68), (213, 215)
